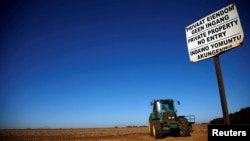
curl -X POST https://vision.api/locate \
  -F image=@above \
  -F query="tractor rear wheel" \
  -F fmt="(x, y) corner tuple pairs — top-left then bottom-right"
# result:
(178, 117), (190, 137)
(148, 117), (153, 136)
(152, 120), (162, 139)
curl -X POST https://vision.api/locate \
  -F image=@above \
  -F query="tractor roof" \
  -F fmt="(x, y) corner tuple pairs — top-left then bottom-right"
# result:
(155, 99), (173, 103)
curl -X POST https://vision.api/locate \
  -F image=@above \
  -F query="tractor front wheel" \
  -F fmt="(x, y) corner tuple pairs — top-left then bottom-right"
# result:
(152, 120), (162, 139)
(148, 117), (153, 136)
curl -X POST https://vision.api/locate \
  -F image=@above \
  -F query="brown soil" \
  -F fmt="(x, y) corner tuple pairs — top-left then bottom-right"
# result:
(0, 124), (208, 141)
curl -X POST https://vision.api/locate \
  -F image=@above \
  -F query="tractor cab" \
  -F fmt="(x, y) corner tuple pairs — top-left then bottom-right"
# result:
(151, 99), (176, 121)
(153, 99), (174, 111)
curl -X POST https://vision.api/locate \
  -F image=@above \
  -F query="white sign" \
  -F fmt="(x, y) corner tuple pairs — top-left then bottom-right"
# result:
(185, 3), (244, 63)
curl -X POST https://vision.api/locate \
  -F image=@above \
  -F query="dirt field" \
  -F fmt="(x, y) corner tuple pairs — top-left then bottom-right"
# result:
(0, 124), (208, 141)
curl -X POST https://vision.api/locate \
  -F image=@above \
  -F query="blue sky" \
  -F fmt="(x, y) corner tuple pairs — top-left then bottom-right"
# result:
(0, 0), (249, 129)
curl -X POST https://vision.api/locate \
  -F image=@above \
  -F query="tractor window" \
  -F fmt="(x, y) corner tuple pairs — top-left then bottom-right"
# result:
(156, 101), (174, 112)
(162, 104), (170, 110)
(156, 102), (161, 113)
(162, 103), (174, 110)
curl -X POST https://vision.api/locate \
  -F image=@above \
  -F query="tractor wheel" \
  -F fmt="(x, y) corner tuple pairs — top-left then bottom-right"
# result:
(178, 117), (190, 137)
(152, 120), (162, 139)
(148, 117), (153, 136)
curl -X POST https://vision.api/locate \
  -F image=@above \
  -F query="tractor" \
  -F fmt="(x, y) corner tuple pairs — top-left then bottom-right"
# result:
(148, 99), (195, 139)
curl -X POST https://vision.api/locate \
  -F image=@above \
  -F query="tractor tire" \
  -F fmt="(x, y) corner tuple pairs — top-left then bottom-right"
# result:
(178, 117), (190, 137)
(148, 117), (153, 136)
(152, 120), (162, 139)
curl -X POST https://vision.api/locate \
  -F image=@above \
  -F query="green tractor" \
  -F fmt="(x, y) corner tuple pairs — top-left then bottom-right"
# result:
(148, 99), (195, 139)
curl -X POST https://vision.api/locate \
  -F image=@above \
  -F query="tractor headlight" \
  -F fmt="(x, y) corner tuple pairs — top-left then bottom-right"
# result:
(168, 116), (175, 119)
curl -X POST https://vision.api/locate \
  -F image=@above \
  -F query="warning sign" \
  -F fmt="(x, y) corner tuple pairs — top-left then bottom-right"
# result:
(185, 3), (244, 63)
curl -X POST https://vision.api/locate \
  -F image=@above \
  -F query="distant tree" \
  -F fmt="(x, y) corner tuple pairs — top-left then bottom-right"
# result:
(210, 107), (250, 124)
(210, 117), (224, 124)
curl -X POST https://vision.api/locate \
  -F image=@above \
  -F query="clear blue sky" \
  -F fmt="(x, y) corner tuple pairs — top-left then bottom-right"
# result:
(1, 0), (249, 129)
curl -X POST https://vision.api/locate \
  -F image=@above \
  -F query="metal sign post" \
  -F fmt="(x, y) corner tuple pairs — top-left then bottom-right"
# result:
(213, 55), (230, 125)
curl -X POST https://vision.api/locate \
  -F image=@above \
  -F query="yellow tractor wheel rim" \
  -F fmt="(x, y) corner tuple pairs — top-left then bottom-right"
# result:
(153, 125), (156, 136)
(148, 122), (151, 132)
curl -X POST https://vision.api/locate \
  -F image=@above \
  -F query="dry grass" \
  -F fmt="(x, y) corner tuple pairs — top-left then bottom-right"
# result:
(0, 124), (208, 141)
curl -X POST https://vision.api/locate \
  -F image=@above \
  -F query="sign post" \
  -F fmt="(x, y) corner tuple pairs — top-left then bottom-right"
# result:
(185, 3), (244, 125)
(213, 55), (230, 125)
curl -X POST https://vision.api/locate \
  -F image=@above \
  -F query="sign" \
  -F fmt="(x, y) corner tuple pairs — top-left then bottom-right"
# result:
(185, 3), (244, 63)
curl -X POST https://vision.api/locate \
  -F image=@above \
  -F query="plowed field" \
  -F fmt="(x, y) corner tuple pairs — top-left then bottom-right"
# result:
(0, 124), (208, 141)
